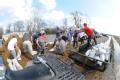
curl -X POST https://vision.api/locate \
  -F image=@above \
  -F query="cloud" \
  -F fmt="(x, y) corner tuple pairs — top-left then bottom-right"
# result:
(90, 17), (120, 36)
(44, 10), (64, 20)
(89, 0), (120, 36)
(39, 0), (56, 10)
(0, 0), (33, 22)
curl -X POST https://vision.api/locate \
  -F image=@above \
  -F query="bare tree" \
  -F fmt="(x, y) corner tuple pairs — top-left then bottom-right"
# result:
(6, 24), (11, 33)
(26, 20), (33, 32)
(71, 11), (82, 28)
(63, 18), (68, 27)
(14, 21), (24, 32)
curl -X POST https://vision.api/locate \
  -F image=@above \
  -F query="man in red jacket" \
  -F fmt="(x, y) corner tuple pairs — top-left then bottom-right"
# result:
(81, 23), (97, 47)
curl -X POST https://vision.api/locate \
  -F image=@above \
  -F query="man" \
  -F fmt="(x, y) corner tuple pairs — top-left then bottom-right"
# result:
(54, 36), (68, 55)
(36, 30), (47, 54)
(67, 28), (73, 44)
(81, 23), (97, 47)
(78, 32), (86, 44)
(23, 33), (37, 56)
(73, 30), (78, 48)
(53, 27), (62, 47)
(7, 37), (23, 71)
(8, 38), (21, 60)
(31, 31), (39, 44)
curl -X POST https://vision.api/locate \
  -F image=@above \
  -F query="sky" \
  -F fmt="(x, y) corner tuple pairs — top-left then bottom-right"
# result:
(0, 0), (120, 35)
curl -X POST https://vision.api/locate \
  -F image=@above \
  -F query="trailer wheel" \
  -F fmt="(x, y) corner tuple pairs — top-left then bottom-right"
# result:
(98, 63), (107, 72)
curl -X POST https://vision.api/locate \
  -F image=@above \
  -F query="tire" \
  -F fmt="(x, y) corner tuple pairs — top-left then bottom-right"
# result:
(98, 63), (107, 72)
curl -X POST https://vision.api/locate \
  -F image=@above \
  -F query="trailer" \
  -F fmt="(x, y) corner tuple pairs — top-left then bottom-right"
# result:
(69, 41), (112, 72)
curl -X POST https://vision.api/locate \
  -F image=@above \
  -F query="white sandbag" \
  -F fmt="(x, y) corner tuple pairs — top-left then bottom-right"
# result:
(100, 54), (105, 62)
(7, 59), (17, 71)
(105, 54), (110, 61)
(31, 51), (37, 55)
(89, 50), (96, 58)
(99, 48), (107, 54)
(94, 56), (102, 66)
(49, 48), (55, 52)
(95, 54), (105, 66)
(85, 50), (91, 56)
(93, 46), (99, 51)
(7, 58), (23, 71)
(13, 59), (23, 70)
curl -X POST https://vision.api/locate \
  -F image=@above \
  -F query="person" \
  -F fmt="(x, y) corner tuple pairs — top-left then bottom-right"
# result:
(36, 30), (47, 54)
(54, 36), (68, 55)
(73, 30), (78, 48)
(81, 23), (97, 47)
(78, 32), (86, 44)
(8, 38), (21, 60)
(67, 28), (73, 44)
(31, 31), (39, 44)
(53, 27), (62, 47)
(22, 33), (37, 56)
(7, 37), (23, 71)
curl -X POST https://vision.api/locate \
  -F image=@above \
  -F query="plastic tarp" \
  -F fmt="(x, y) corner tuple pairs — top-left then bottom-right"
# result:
(5, 63), (52, 80)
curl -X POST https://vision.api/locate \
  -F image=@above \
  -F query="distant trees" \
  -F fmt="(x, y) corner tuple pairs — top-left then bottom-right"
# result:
(13, 21), (25, 32)
(63, 18), (68, 27)
(6, 24), (11, 33)
(26, 17), (47, 32)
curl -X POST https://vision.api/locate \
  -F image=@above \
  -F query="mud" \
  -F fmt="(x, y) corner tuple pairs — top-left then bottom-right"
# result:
(3, 34), (117, 80)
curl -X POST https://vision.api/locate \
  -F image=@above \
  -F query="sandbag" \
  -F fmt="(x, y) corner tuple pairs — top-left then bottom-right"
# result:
(7, 58), (23, 71)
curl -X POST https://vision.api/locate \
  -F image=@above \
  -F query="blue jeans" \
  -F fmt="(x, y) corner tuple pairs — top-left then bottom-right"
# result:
(9, 50), (17, 59)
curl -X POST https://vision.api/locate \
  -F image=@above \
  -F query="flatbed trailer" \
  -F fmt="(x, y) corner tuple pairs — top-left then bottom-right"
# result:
(69, 49), (112, 72)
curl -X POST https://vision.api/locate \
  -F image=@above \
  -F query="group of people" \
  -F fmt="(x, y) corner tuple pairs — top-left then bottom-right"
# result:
(7, 23), (97, 70)
(52, 23), (97, 55)
(31, 30), (47, 55)
(7, 30), (47, 71)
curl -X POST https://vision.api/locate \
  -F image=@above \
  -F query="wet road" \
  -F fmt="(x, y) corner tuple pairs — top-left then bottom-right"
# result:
(112, 37), (120, 80)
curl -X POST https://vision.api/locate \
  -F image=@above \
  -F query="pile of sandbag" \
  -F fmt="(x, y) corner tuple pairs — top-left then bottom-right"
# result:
(85, 43), (111, 66)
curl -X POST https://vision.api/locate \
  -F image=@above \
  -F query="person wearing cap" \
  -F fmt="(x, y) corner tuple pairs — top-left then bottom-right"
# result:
(81, 23), (97, 47)
(31, 31), (39, 44)
(36, 30), (47, 54)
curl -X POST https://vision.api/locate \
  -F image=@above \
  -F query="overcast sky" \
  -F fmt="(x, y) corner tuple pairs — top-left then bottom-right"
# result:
(0, 0), (120, 35)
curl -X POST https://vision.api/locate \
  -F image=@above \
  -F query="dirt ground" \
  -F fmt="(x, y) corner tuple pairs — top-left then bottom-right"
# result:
(2, 34), (116, 80)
